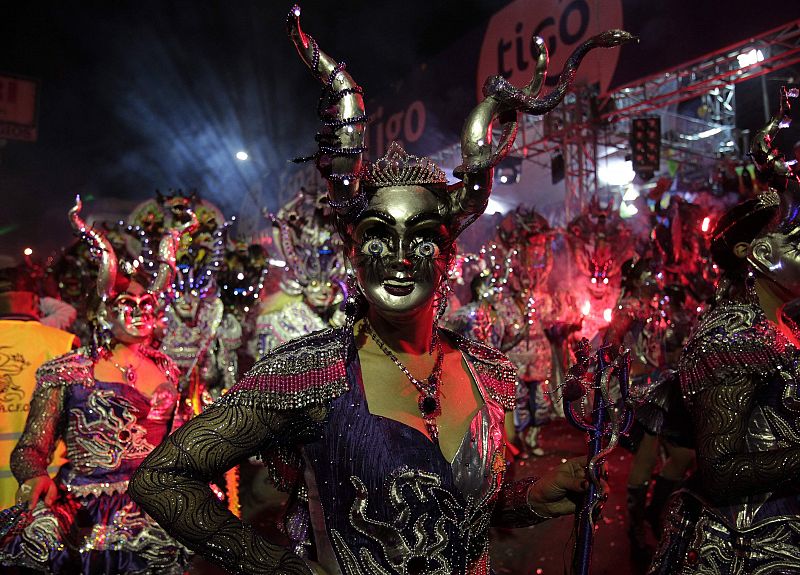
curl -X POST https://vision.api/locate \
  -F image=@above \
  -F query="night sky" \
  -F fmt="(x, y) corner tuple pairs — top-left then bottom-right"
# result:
(1, 0), (799, 260)
(0, 0), (507, 259)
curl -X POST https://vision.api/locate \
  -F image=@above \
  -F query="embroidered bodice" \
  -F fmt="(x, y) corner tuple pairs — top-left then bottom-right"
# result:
(302, 352), (508, 574)
(11, 347), (180, 497)
(129, 327), (544, 575)
(679, 300), (800, 528)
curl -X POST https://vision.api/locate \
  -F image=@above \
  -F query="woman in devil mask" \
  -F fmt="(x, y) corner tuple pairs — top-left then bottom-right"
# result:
(130, 6), (634, 574)
(649, 87), (800, 575)
(0, 198), (195, 573)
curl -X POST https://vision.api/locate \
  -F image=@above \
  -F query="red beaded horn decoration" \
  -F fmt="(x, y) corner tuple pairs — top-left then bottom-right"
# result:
(287, 4), (636, 237)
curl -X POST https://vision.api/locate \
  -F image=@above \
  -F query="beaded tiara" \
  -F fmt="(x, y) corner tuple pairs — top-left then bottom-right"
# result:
(360, 142), (448, 188)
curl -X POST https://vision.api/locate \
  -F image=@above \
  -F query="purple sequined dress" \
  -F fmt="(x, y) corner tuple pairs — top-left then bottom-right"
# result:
(0, 348), (190, 574)
(129, 327), (549, 575)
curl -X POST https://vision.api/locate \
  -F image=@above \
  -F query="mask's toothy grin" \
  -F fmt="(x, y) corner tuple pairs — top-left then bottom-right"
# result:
(383, 278), (415, 296)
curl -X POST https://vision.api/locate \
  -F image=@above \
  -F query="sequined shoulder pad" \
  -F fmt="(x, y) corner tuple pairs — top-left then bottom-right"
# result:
(218, 327), (349, 410)
(443, 328), (517, 411)
(680, 302), (790, 398)
(35, 347), (95, 390)
(142, 347), (180, 387)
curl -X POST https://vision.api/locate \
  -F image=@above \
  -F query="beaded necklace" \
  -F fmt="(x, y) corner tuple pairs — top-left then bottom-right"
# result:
(363, 322), (444, 442)
(102, 345), (166, 387)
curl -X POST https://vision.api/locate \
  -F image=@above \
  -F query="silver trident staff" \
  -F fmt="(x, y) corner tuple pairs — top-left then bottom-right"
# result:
(562, 339), (633, 575)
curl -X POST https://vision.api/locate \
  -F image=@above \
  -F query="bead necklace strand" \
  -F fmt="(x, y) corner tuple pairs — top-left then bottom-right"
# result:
(363, 321), (444, 442)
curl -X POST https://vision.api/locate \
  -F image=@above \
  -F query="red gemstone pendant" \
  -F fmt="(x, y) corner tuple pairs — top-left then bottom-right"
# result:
(124, 365), (137, 385)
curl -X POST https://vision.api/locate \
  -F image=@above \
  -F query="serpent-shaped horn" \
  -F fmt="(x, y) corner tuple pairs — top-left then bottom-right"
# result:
(451, 30), (637, 236)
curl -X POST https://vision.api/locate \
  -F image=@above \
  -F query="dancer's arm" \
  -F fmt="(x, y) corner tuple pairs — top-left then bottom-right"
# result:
(10, 384), (67, 508)
(129, 398), (316, 575)
(492, 458), (587, 527)
(692, 372), (800, 500)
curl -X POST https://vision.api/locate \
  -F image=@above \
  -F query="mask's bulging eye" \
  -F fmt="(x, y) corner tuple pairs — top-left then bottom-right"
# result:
(412, 239), (440, 259)
(362, 238), (389, 258)
(118, 303), (135, 315)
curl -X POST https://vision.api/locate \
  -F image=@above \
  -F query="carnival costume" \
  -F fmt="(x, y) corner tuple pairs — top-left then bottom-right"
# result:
(445, 253), (506, 349)
(649, 88), (800, 575)
(129, 6), (634, 574)
(602, 257), (675, 558)
(144, 193), (243, 401)
(252, 188), (346, 359)
(649, 297), (800, 574)
(0, 198), (192, 574)
(449, 209), (570, 455)
(567, 196), (635, 343)
(492, 209), (570, 442)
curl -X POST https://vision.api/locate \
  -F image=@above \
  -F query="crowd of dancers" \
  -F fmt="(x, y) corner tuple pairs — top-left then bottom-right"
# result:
(0, 5), (798, 575)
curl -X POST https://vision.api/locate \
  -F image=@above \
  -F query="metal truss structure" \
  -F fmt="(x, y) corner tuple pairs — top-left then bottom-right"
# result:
(508, 18), (800, 212)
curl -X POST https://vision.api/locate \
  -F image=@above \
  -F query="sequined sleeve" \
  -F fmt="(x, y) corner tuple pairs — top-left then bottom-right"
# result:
(10, 384), (67, 484)
(681, 304), (800, 501)
(128, 396), (316, 575)
(691, 371), (800, 501)
(491, 476), (550, 527)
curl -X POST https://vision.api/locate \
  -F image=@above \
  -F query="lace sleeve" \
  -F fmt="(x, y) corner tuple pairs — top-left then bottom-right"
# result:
(491, 476), (550, 528)
(692, 372), (800, 501)
(10, 384), (67, 484)
(128, 399), (314, 575)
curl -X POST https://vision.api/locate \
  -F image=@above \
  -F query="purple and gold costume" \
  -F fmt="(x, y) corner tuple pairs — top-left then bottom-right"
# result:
(0, 347), (190, 574)
(130, 327), (548, 575)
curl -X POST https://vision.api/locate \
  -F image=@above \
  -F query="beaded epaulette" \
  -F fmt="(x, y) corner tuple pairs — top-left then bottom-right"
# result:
(139, 347), (180, 388)
(35, 348), (95, 391)
(680, 301), (795, 400)
(444, 328), (517, 411)
(221, 327), (349, 410)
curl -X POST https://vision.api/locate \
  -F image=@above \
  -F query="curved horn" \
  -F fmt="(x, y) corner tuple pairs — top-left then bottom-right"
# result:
(287, 5), (367, 218)
(150, 209), (198, 296)
(485, 30), (637, 115)
(751, 86), (799, 191)
(750, 86), (800, 231)
(451, 30), (637, 236)
(68, 195), (118, 302)
(452, 37), (551, 221)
